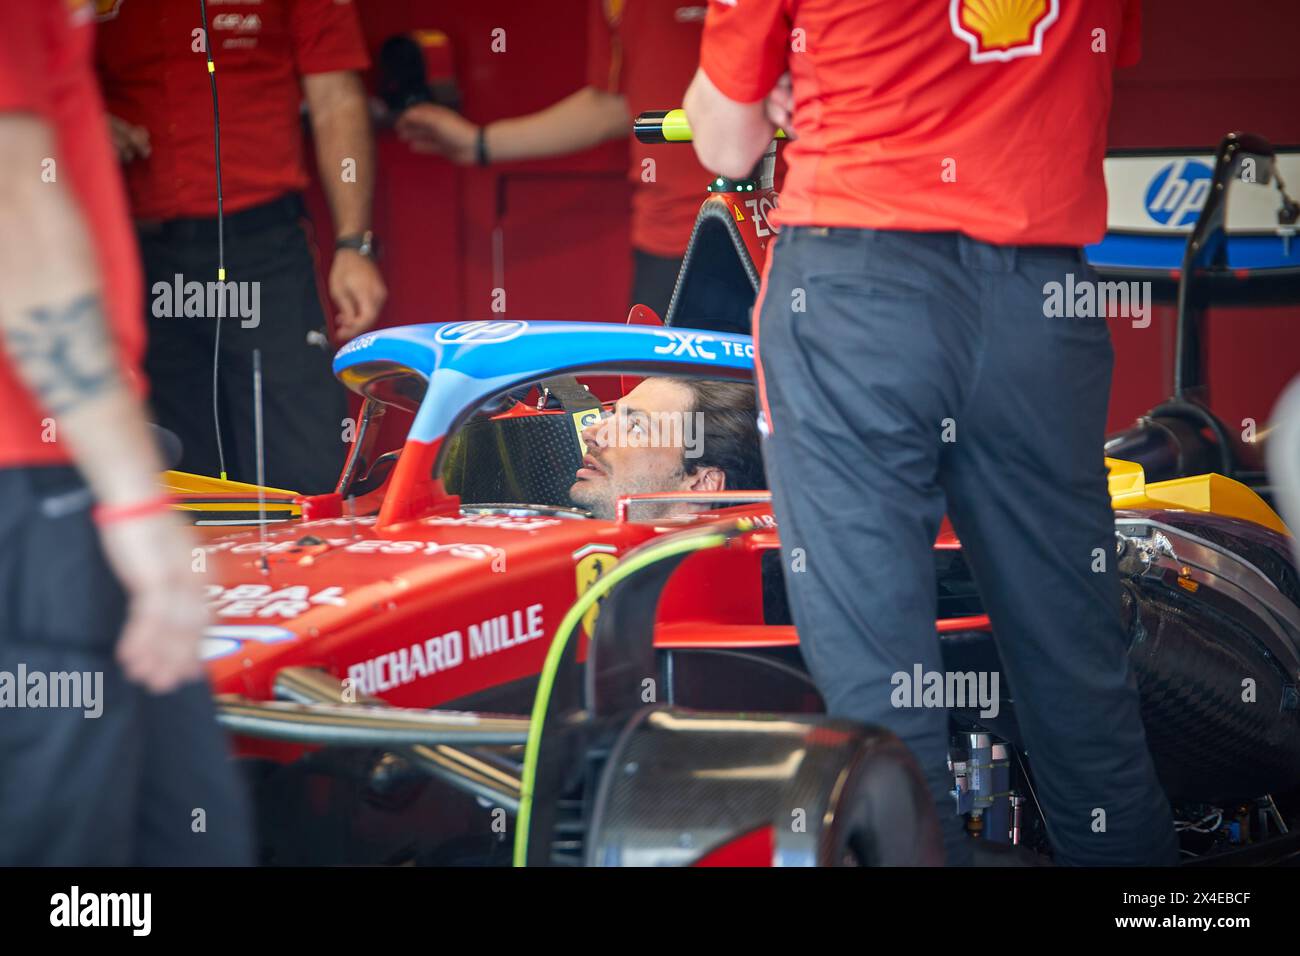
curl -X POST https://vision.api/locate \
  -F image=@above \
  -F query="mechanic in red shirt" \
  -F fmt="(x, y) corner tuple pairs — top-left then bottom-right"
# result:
(686, 0), (1177, 865)
(96, 0), (386, 494)
(395, 0), (712, 319)
(0, 0), (251, 865)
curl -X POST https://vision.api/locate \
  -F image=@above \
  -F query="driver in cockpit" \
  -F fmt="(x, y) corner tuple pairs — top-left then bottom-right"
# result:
(570, 377), (763, 520)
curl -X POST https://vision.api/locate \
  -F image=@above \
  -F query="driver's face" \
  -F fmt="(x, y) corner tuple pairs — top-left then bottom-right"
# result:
(570, 379), (714, 520)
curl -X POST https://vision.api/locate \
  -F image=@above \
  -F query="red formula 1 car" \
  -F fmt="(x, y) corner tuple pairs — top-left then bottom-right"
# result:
(194, 318), (799, 864)
(175, 117), (1300, 867)
(175, 313), (1300, 867)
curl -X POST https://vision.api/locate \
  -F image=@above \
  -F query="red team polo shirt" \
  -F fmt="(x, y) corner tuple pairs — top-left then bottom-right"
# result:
(95, 0), (369, 220)
(699, 0), (1141, 246)
(0, 1), (145, 468)
(588, 0), (715, 258)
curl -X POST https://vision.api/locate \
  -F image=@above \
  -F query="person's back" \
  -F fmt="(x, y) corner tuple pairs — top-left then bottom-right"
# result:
(700, 0), (1139, 244)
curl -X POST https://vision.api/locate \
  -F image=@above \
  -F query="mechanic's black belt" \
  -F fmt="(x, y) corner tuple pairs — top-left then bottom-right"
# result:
(135, 193), (306, 242)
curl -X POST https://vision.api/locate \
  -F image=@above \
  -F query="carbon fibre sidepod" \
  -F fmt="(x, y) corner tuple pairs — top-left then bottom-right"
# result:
(522, 520), (945, 867)
(1114, 511), (1300, 802)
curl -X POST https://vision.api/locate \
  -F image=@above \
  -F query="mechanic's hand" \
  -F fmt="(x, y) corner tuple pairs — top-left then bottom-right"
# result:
(764, 73), (797, 140)
(395, 103), (479, 164)
(108, 114), (151, 162)
(330, 248), (387, 341)
(98, 510), (207, 694)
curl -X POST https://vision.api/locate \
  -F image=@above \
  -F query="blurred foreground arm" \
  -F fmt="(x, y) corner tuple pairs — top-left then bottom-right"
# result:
(0, 113), (204, 693)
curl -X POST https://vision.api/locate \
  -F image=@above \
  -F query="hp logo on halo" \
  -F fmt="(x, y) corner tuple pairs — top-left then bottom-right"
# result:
(1144, 159), (1214, 227)
(434, 320), (529, 345)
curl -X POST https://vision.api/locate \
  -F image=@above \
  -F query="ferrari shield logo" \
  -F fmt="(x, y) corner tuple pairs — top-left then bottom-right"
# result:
(950, 0), (1059, 64)
(573, 545), (619, 637)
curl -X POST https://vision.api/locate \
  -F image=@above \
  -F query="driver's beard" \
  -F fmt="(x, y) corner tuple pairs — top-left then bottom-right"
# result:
(570, 477), (613, 520)
(571, 468), (688, 522)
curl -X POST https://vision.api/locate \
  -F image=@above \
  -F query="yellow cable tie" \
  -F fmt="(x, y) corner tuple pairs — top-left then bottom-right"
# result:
(208, 61), (215, 74)
(217, 268), (225, 281)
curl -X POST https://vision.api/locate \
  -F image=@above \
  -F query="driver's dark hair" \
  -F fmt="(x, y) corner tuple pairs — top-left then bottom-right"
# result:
(674, 379), (764, 491)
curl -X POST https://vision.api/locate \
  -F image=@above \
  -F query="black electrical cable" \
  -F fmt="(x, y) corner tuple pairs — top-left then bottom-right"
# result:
(198, 0), (228, 480)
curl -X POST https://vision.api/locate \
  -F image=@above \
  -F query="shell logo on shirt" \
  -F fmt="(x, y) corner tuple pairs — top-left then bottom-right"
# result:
(950, 0), (1059, 64)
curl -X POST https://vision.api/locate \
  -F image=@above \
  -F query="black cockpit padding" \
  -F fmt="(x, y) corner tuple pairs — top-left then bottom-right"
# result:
(440, 411), (584, 508)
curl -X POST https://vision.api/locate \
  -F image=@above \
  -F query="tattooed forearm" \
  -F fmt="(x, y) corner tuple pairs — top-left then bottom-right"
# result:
(1, 292), (123, 416)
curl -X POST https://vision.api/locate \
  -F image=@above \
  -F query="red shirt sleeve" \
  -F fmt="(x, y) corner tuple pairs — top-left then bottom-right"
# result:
(290, 0), (371, 76)
(699, 0), (790, 104)
(586, 0), (619, 93)
(1117, 0), (1141, 68)
(0, 3), (51, 115)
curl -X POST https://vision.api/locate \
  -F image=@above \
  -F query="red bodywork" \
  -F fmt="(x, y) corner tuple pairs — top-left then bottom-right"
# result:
(199, 476), (979, 726)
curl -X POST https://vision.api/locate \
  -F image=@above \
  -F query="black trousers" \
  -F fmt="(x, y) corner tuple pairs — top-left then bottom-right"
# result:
(0, 466), (253, 865)
(138, 194), (347, 495)
(755, 226), (1179, 866)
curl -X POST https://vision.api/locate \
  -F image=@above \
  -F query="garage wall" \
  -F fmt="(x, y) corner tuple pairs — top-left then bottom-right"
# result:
(306, 0), (631, 334)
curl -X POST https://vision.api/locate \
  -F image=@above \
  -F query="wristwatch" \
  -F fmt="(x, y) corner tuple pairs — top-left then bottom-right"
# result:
(336, 230), (378, 260)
